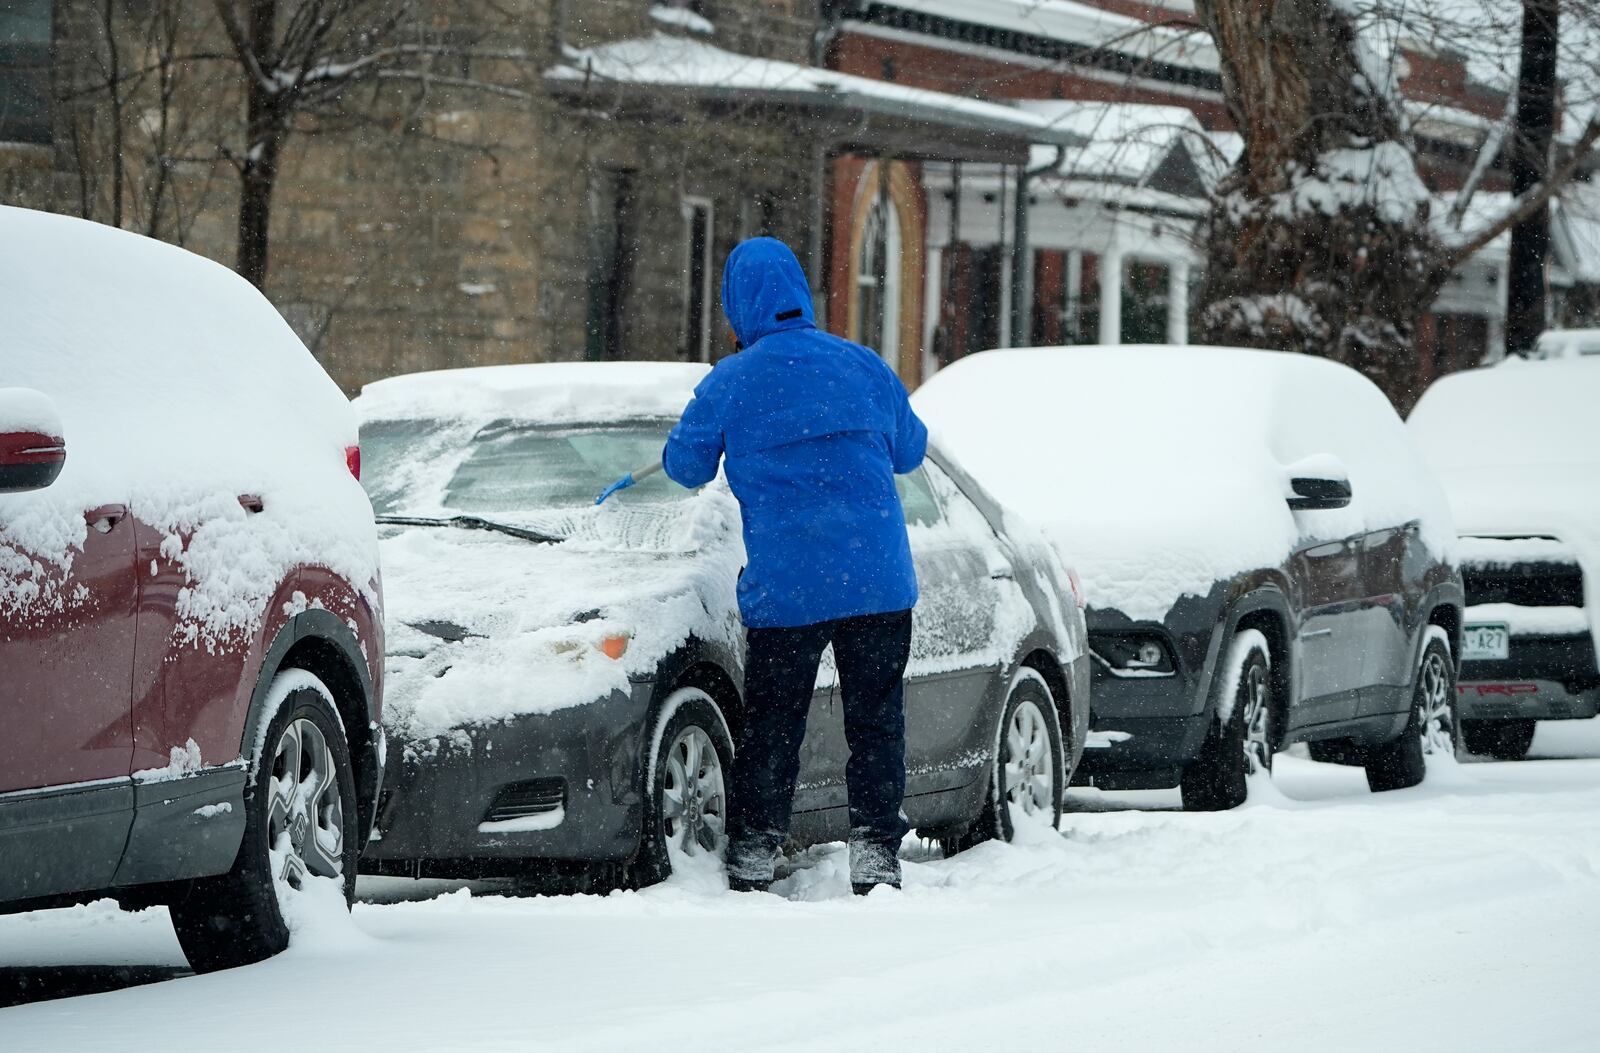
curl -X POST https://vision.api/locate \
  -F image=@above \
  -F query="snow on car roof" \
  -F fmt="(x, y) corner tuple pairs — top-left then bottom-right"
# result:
(2, 205), (375, 644)
(1410, 357), (1600, 470)
(916, 345), (1451, 620)
(357, 361), (710, 425)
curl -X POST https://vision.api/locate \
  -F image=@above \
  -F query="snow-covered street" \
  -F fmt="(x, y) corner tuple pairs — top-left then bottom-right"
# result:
(5, 722), (1597, 1052)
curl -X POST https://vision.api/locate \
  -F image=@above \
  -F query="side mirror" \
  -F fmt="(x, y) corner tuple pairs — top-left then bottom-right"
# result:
(0, 388), (67, 495)
(1284, 454), (1352, 511)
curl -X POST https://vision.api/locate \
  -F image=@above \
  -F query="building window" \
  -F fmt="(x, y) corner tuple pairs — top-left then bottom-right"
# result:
(681, 196), (713, 362)
(585, 169), (635, 362)
(0, 0), (51, 145)
(855, 195), (902, 372)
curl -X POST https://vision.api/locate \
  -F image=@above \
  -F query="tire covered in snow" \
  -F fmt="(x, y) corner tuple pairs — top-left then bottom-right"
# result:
(1460, 718), (1536, 761)
(630, 687), (734, 888)
(1365, 635), (1456, 792)
(1181, 630), (1273, 812)
(168, 672), (358, 973)
(941, 669), (1064, 855)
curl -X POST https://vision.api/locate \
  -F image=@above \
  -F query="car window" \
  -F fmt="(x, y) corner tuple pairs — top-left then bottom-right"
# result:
(896, 468), (943, 527)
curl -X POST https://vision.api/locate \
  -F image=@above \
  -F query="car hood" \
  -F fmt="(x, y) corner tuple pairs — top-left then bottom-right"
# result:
(378, 494), (744, 751)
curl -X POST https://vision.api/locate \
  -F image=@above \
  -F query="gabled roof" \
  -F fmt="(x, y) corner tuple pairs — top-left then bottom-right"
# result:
(1018, 101), (1213, 185)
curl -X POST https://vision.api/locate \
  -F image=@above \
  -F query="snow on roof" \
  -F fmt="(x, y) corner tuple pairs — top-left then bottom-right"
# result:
(1019, 101), (1209, 185)
(649, 3), (714, 36)
(547, 33), (1086, 147)
(356, 361), (710, 425)
(863, 0), (1218, 74)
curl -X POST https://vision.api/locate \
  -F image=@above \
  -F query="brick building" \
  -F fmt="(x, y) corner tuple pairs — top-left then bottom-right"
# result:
(821, 0), (1600, 385)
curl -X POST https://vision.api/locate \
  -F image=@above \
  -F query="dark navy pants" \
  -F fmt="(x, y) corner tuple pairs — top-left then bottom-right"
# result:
(728, 608), (913, 862)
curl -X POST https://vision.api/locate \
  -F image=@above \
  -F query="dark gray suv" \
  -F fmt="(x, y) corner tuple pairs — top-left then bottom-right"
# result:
(916, 345), (1465, 808)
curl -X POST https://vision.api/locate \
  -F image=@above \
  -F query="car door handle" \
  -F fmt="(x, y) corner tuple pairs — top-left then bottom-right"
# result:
(1302, 628), (1334, 639)
(85, 504), (128, 533)
(990, 570), (1014, 581)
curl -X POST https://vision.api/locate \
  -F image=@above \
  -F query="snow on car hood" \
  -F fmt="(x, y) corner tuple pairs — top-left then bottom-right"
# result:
(917, 346), (1453, 622)
(379, 490), (744, 753)
(1410, 357), (1600, 648)
(0, 206), (377, 646)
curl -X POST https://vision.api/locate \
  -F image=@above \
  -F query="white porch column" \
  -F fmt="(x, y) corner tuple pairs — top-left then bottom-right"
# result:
(1167, 260), (1190, 345)
(1098, 248), (1122, 345)
(923, 244), (943, 380)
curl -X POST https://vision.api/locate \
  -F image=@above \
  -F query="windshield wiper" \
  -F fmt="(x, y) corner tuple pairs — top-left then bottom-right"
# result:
(375, 514), (563, 545)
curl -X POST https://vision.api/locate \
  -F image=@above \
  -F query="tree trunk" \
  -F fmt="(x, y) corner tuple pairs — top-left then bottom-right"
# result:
(233, 0), (283, 290)
(1192, 0), (1449, 405)
(1505, 0), (1560, 357)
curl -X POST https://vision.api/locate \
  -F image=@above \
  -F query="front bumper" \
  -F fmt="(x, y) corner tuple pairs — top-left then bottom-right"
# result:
(1456, 680), (1600, 721)
(360, 681), (654, 875)
(1459, 632), (1600, 722)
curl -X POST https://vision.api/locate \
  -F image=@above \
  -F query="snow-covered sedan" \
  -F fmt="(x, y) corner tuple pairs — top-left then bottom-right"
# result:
(1409, 358), (1600, 758)
(355, 363), (1088, 887)
(916, 346), (1464, 808)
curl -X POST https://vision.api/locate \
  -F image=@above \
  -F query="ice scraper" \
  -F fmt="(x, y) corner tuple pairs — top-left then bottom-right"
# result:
(595, 460), (662, 505)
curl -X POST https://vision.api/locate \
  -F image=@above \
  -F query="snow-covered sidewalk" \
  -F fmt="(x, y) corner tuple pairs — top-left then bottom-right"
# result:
(4, 723), (1598, 1052)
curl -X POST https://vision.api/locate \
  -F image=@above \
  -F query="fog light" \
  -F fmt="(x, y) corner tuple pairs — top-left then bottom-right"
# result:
(1137, 641), (1164, 667)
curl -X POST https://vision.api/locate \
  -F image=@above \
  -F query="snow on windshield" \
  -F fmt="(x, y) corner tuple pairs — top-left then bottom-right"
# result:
(354, 365), (745, 745)
(916, 345), (1451, 621)
(0, 206), (376, 645)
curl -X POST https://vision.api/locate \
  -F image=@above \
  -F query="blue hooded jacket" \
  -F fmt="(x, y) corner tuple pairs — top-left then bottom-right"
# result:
(662, 238), (928, 629)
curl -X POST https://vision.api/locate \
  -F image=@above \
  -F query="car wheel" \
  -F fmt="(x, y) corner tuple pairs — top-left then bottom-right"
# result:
(167, 672), (358, 973)
(1365, 637), (1455, 791)
(941, 670), (1064, 856)
(630, 687), (734, 888)
(1460, 718), (1536, 760)
(1181, 634), (1272, 812)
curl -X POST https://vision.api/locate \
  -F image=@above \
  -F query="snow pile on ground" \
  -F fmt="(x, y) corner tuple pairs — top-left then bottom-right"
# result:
(915, 346), (1453, 622)
(1410, 357), (1600, 650)
(4, 727), (1599, 1051)
(0, 206), (376, 645)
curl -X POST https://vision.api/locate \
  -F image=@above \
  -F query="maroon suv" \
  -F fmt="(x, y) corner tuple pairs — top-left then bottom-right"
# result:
(0, 206), (384, 972)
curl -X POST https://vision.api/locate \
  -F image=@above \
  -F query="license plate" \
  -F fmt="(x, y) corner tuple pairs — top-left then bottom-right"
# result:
(1462, 623), (1510, 661)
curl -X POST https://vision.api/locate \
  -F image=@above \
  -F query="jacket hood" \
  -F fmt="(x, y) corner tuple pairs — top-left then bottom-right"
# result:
(720, 237), (815, 349)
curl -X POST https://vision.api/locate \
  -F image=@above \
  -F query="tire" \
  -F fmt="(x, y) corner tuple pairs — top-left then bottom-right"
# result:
(168, 672), (358, 973)
(1181, 633), (1272, 812)
(1460, 718), (1536, 760)
(1365, 637), (1455, 792)
(942, 670), (1064, 856)
(629, 687), (734, 888)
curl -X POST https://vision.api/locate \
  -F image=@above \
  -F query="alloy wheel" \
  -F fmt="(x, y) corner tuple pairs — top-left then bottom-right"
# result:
(267, 716), (346, 890)
(1004, 698), (1055, 819)
(1418, 650), (1455, 755)
(661, 725), (727, 855)
(1242, 660), (1272, 775)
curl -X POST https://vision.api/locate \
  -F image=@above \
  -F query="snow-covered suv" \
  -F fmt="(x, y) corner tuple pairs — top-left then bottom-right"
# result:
(1410, 358), (1600, 758)
(0, 206), (384, 972)
(917, 346), (1464, 808)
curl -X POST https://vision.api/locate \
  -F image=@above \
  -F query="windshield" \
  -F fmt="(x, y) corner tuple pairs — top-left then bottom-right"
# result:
(361, 417), (691, 517)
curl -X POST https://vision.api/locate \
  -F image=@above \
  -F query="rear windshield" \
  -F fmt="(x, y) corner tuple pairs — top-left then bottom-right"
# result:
(361, 418), (689, 516)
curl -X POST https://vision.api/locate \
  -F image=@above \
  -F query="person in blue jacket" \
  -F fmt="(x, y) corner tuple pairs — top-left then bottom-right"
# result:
(661, 236), (928, 895)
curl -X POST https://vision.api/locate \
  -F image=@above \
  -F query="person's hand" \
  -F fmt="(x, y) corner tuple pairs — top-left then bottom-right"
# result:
(595, 473), (635, 505)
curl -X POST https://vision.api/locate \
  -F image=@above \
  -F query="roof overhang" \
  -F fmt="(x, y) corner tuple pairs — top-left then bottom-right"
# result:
(547, 36), (1087, 165)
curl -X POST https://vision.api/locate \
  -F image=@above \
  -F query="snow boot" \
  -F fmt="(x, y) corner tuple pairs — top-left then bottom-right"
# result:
(725, 835), (778, 893)
(849, 839), (901, 896)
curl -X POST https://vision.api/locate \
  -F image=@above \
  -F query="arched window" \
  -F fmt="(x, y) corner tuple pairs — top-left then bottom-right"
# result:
(855, 195), (902, 374)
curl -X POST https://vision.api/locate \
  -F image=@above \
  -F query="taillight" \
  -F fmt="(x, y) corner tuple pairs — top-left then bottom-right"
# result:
(345, 445), (361, 481)
(1067, 566), (1086, 609)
